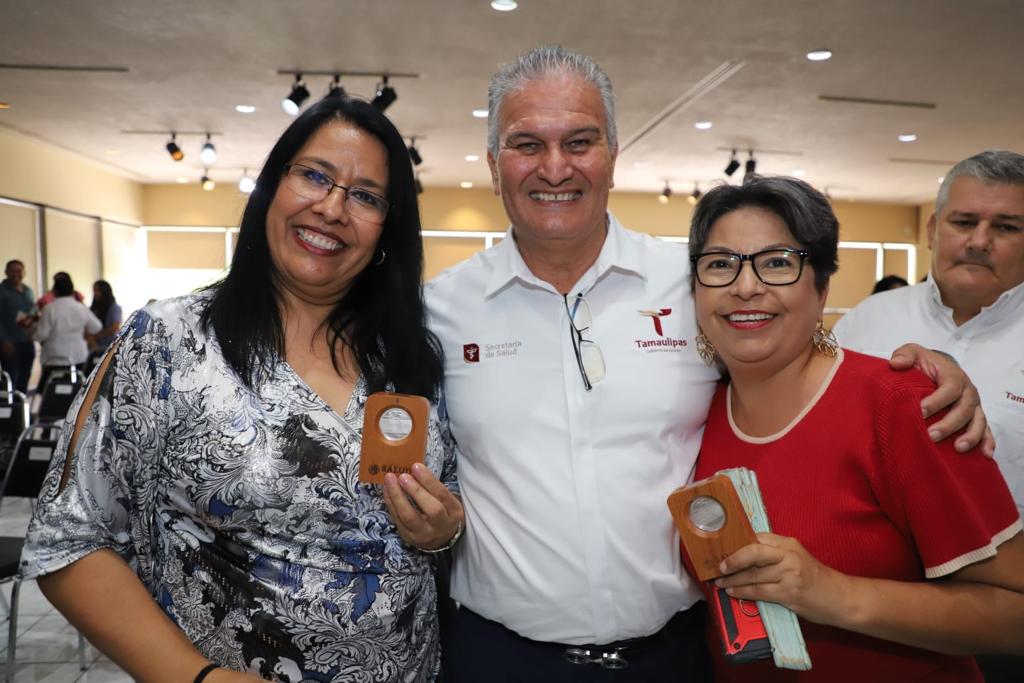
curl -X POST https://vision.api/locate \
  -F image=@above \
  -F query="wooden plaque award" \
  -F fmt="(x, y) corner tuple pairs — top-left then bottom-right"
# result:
(667, 473), (758, 581)
(359, 392), (430, 484)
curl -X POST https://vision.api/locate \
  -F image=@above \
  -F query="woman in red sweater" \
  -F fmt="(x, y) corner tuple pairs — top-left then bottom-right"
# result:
(687, 176), (1024, 682)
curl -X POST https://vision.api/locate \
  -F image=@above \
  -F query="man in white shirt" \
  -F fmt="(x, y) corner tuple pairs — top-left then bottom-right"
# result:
(426, 46), (991, 682)
(836, 149), (1024, 521)
(835, 149), (1024, 683)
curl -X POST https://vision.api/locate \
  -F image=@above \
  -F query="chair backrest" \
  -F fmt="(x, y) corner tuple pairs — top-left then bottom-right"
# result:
(36, 374), (82, 423)
(0, 370), (12, 395)
(0, 391), (30, 437)
(1, 422), (62, 500)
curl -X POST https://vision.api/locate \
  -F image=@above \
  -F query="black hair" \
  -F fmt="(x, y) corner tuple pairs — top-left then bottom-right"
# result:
(200, 95), (443, 399)
(54, 276), (74, 297)
(871, 275), (909, 295)
(688, 175), (839, 293)
(5, 260), (24, 270)
(91, 279), (116, 321)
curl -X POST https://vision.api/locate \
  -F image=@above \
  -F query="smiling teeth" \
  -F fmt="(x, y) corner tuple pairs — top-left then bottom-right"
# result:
(728, 313), (774, 322)
(531, 192), (581, 201)
(297, 228), (342, 251)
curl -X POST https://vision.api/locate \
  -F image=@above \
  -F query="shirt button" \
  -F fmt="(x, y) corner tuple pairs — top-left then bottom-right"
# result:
(953, 334), (962, 341)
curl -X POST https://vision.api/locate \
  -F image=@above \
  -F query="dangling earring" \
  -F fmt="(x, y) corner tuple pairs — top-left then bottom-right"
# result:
(695, 330), (717, 366)
(374, 249), (387, 266)
(812, 320), (838, 357)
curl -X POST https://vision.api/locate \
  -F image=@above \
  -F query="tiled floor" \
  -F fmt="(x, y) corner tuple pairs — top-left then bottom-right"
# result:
(0, 497), (131, 682)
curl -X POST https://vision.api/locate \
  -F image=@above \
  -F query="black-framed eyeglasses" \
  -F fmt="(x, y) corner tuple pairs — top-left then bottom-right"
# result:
(690, 248), (810, 287)
(564, 293), (606, 391)
(282, 163), (390, 224)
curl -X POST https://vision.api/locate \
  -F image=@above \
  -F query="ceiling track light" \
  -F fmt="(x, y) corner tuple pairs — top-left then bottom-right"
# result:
(744, 150), (757, 181)
(414, 174), (424, 195)
(201, 170), (215, 192)
(200, 133), (218, 165)
(723, 149), (740, 177)
(166, 133), (184, 161)
(659, 182), (673, 204)
(407, 136), (423, 166)
(282, 74), (310, 116)
(688, 183), (703, 205)
(239, 168), (256, 194)
(372, 75), (398, 111)
(327, 74), (347, 99)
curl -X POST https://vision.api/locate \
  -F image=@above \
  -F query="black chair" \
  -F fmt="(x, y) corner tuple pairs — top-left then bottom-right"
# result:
(84, 348), (104, 376)
(0, 371), (30, 496)
(1, 422), (88, 682)
(34, 363), (82, 424)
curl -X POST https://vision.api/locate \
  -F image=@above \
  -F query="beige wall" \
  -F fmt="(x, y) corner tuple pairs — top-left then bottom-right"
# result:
(0, 128), (143, 223)
(0, 202), (39, 292)
(44, 210), (101, 295)
(142, 184), (248, 227)
(916, 200), (936, 281)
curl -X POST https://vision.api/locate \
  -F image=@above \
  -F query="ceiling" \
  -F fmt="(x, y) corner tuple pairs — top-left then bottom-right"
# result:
(1, 0), (1021, 204)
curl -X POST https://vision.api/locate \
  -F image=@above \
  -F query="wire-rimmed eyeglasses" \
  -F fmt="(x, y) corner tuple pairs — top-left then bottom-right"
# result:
(690, 248), (810, 287)
(283, 163), (390, 224)
(564, 294), (606, 391)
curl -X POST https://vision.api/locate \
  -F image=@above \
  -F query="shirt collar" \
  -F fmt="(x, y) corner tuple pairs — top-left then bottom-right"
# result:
(483, 212), (647, 298)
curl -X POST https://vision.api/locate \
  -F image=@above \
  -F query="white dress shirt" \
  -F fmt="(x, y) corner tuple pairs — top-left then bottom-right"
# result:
(835, 276), (1024, 520)
(33, 296), (102, 366)
(425, 214), (720, 645)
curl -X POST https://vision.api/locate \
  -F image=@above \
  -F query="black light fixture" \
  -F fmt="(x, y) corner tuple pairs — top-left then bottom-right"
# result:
(688, 184), (703, 205)
(744, 150), (757, 181)
(658, 182), (673, 204)
(282, 74), (310, 115)
(372, 76), (397, 111)
(327, 74), (347, 99)
(201, 170), (215, 192)
(414, 174), (424, 195)
(166, 133), (184, 161)
(407, 136), (423, 166)
(723, 149), (740, 177)
(200, 134), (217, 165)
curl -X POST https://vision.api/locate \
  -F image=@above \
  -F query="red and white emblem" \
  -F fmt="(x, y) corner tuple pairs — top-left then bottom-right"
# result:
(463, 343), (480, 363)
(638, 308), (672, 336)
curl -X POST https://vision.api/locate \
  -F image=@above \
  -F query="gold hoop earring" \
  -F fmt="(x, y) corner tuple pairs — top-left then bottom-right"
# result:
(695, 331), (717, 366)
(812, 321), (838, 357)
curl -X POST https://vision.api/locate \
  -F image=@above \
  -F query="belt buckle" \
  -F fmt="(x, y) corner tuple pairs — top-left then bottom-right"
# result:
(562, 646), (630, 669)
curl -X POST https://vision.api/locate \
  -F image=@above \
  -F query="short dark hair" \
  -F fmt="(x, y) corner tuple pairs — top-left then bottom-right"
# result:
(688, 176), (839, 292)
(5, 260), (24, 270)
(871, 274), (909, 294)
(201, 95), (442, 398)
(54, 275), (74, 297)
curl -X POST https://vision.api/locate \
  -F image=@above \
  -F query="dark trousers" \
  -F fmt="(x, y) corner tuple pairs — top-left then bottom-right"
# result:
(443, 606), (710, 683)
(0, 341), (35, 394)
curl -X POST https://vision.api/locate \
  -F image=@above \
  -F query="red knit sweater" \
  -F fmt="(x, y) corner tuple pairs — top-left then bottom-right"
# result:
(693, 350), (1020, 682)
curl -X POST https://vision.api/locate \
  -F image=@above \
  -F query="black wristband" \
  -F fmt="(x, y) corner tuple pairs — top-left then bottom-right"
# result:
(194, 663), (219, 683)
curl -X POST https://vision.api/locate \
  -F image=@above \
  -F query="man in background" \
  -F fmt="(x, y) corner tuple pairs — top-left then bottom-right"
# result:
(0, 259), (38, 393)
(835, 148), (1024, 683)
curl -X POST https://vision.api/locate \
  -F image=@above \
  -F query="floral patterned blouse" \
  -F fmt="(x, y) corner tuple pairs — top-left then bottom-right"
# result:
(21, 294), (458, 683)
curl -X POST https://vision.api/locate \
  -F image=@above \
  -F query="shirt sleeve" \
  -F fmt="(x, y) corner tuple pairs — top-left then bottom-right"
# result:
(84, 306), (103, 335)
(32, 306), (52, 343)
(872, 378), (1022, 578)
(20, 308), (172, 581)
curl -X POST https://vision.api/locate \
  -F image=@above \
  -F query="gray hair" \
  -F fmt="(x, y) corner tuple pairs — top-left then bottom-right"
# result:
(936, 149), (1024, 213)
(487, 45), (617, 158)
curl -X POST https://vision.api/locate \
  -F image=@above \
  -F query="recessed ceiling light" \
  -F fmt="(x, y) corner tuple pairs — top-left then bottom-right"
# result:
(898, 133), (917, 142)
(465, 154), (480, 162)
(460, 181), (473, 189)
(806, 49), (832, 61)
(632, 161), (647, 168)
(105, 149), (121, 156)
(176, 177), (190, 184)
(235, 105), (256, 114)
(472, 109), (488, 118)
(938, 177), (944, 184)
(792, 169), (806, 177)
(490, 0), (517, 11)
(694, 121), (713, 130)
(0, 102), (10, 109)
